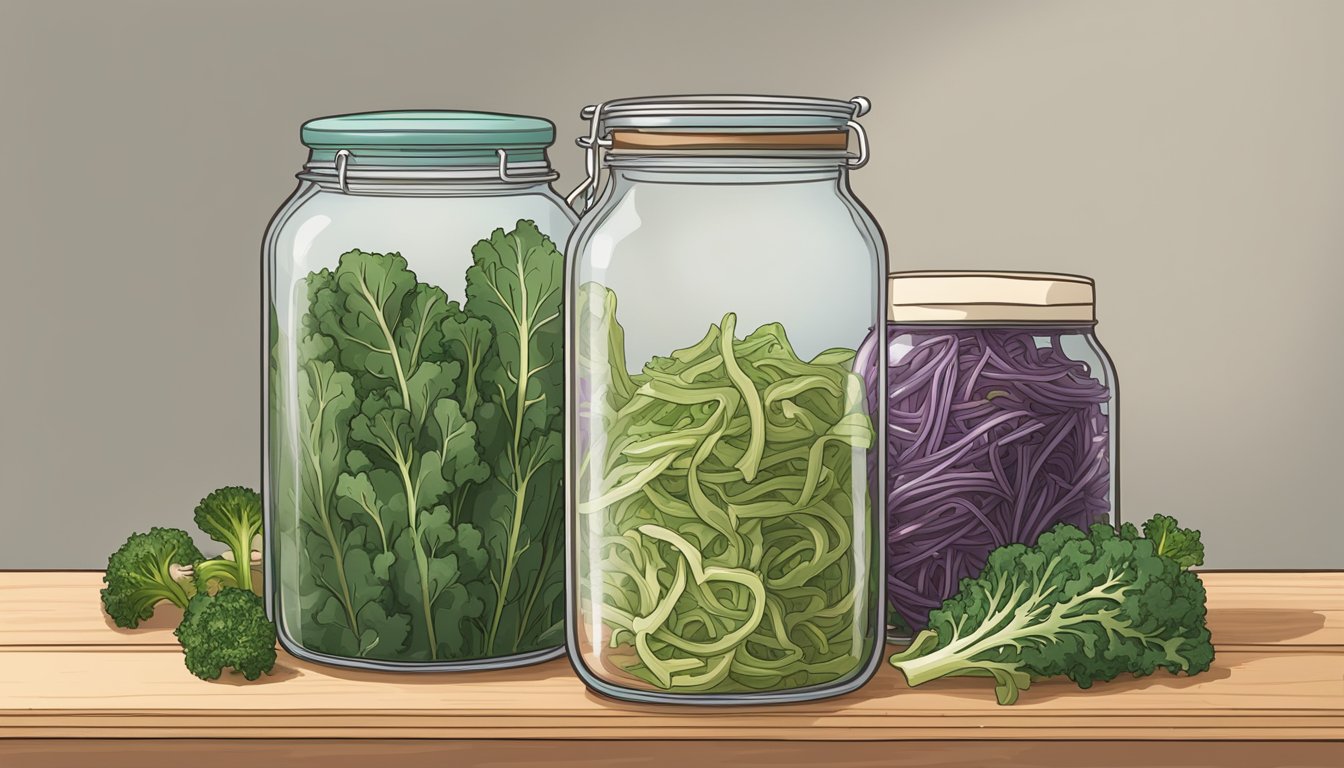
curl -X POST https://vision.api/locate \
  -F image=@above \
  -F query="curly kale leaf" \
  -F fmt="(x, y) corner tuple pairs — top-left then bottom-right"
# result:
(460, 220), (566, 654)
(285, 234), (563, 662)
(303, 249), (493, 661)
(334, 470), (400, 555)
(289, 356), (371, 650)
(889, 518), (1214, 705)
(442, 308), (493, 421)
(389, 510), (490, 659)
(1141, 514), (1205, 569)
(311, 250), (453, 398)
(348, 387), (489, 659)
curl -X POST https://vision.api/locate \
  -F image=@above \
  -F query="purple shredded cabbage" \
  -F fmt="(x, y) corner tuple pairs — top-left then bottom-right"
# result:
(859, 326), (1112, 632)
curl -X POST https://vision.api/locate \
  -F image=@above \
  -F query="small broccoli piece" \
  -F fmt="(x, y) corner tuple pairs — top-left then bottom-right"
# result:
(889, 515), (1214, 705)
(189, 486), (263, 595)
(175, 587), (277, 681)
(101, 527), (205, 629)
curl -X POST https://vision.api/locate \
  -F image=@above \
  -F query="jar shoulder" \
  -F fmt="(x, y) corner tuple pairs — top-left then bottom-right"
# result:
(569, 176), (883, 266)
(265, 184), (576, 273)
(268, 184), (575, 243)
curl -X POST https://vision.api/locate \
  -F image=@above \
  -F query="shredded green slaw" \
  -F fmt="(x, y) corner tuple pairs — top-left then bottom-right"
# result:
(576, 283), (876, 693)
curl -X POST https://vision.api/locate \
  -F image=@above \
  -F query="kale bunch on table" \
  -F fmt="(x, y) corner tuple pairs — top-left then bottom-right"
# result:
(888, 515), (1213, 704)
(277, 219), (564, 662)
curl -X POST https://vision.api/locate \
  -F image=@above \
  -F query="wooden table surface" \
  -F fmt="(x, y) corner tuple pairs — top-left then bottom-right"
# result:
(1, 571), (1341, 767)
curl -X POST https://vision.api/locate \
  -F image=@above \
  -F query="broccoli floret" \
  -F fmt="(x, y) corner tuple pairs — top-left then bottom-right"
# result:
(889, 515), (1215, 705)
(101, 527), (205, 629)
(189, 486), (263, 595)
(175, 587), (277, 681)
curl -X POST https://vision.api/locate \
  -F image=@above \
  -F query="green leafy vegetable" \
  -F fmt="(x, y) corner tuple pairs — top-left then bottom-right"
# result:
(101, 487), (280, 682)
(575, 283), (876, 693)
(1143, 513), (1205, 569)
(190, 486), (263, 594)
(462, 223), (566, 654)
(101, 527), (204, 629)
(175, 587), (278, 681)
(272, 219), (566, 663)
(887, 517), (1215, 705)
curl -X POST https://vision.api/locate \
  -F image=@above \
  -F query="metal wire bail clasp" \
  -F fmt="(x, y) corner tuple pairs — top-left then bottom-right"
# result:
(496, 149), (561, 184)
(334, 149), (352, 194)
(563, 96), (873, 212)
(565, 102), (611, 214)
(846, 96), (871, 169)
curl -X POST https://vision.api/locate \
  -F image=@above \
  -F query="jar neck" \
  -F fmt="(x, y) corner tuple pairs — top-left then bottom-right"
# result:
(300, 167), (559, 197)
(300, 153), (559, 196)
(889, 321), (1097, 330)
(604, 153), (849, 185)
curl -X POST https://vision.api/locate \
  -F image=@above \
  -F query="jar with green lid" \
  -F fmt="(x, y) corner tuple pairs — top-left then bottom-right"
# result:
(564, 95), (887, 703)
(263, 110), (574, 670)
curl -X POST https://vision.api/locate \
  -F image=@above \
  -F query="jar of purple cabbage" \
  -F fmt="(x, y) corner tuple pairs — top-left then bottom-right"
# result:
(855, 271), (1117, 637)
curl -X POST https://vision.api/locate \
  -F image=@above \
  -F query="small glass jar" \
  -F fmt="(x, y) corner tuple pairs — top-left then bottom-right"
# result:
(565, 95), (887, 703)
(263, 111), (575, 670)
(865, 271), (1118, 636)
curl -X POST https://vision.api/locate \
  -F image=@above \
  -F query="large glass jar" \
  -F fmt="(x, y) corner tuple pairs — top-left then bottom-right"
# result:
(565, 95), (887, 703)
(263, 111), (575, 670)
(865, 271), (1118, 636)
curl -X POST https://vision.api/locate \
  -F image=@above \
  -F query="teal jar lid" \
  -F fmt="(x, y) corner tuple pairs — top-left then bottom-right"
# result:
(301, 110), (556, 167)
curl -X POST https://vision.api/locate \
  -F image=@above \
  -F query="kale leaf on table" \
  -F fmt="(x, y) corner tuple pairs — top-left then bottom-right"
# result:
(888, 516), (1214, 705)
(276, 219), (565, 662)
(1143, 513), (1205, 569)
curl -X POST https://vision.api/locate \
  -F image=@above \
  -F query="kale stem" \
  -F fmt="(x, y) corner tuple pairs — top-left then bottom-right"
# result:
(304, 363), (360, 639)
(395, 447), (439, 660)
(484, 236), (534, 655)
(486, 474), (528, 652)
(354, 276), (412, 407)
(514, 480), (562, 648)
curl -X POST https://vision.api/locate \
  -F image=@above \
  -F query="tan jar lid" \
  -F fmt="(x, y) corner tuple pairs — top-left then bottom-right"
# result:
(888, 271), (1096, 323)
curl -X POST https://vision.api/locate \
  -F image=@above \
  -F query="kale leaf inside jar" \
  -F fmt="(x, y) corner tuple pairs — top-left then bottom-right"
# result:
(272, 219), (565, 663)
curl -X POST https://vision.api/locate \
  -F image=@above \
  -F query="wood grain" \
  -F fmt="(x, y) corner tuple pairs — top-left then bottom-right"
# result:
(1, 651), (1341, 739)
(0, 571), (1341, 749)
(5, 571), (1338, 648)
(2, 740), (1342, 768)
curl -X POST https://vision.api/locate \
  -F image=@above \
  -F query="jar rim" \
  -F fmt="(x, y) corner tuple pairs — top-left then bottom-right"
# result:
(603, 151), (852, 172)
(595, 94), (865, 130)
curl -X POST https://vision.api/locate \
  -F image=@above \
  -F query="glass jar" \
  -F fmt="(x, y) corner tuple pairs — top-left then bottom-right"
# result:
(565, 95), (887, 703)
(263, 111), (575, 670)
(865, 271), (1118, 636)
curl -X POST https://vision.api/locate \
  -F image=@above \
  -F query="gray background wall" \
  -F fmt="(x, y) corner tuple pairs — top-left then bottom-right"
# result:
(2, 0), (1340, 569)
